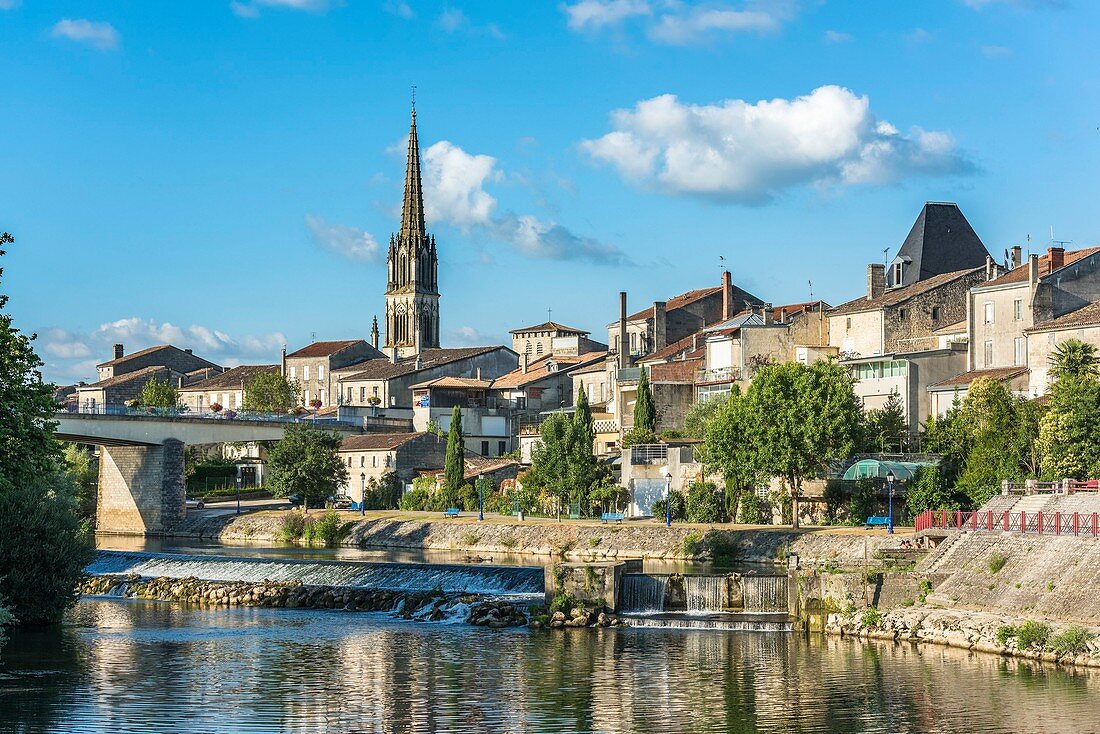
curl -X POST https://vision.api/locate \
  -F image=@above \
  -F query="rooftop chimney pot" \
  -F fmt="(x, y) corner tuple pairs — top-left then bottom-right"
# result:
(867, 264), (886, 301)
(1048, 246), (1065, 272)
(113, 343), (124, 360)
(721, 271), (733, 320)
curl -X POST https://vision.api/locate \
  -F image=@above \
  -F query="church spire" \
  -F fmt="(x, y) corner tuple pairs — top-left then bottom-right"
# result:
(399, 103), (426, 238)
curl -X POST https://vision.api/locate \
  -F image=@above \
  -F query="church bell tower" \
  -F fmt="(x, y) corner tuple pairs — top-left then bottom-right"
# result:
(385, 102), (440, 358)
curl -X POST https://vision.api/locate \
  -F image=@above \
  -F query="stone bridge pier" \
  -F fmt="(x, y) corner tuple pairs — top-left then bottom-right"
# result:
(96, 439), (186, 535)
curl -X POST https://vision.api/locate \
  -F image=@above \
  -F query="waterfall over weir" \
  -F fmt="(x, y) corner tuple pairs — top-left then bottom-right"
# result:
(86, 551), (544, 597)
(685, 575), (727, 612)
(741, 575), (788, 613)
(619, 574), (669, 613)
(619, 572), (790, 623)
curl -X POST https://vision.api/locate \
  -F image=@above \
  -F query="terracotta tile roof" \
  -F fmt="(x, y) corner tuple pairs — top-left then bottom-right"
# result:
(1026, 300), (1100, 334)
(640, 331), (707, 364)
(829, 266), (982, 317)
(929, 366), (1028, 389)
(410, 376), (493, 390)
(339, 432), (427, 451)
(649, 358), (702, 383)
(285, 340), (365, 359)
(80, 365), (169, 390)
(509, 321), (589, 335)
(623, 286), (721, 322)
(179, 364), (279, 392)
(980, 247), (1100, 289)
(463, 456), (520, 481)
(933, 319), (967, 335)
(334, 347), (508, 382)
(491, 352), (605, 389)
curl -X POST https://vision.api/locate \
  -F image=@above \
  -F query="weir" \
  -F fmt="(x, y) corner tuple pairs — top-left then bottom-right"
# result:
(87, 551), (544, 597)
(618, 572), (790, 618)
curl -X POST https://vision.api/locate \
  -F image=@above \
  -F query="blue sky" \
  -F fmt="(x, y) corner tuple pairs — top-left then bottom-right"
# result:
(2, 0), (1098, 383)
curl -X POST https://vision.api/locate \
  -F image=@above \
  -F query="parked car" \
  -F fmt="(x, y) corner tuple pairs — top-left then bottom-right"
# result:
(185, 497), (205, 510)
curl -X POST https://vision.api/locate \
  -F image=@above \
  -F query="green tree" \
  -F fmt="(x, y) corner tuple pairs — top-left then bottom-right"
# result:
(684, 392), (728, 439)
(61, 442), (97, 518)
(265, 424), (348, 511)
(720, 361), (862, 528)
(864, 391), (907, 453)
(574, 384), (594, 451)
(0, 232), (94, 628)
(242, 371), (300, 413)
(1037, 375), (1100, 480)
(701, 386), (754, 523)
(138, 375), (178, 408)
(1049, 339), (1099, 382)
(633, 367), (656, 433)
(906, 466), (960, 516)
(526, 413), (605, 519)
(955, 378), (1034, 506)
(442, 405), (465, 506)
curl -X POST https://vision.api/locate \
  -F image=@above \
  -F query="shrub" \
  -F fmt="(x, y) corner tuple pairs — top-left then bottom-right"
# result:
(681, 530), (704, 556)
(738, 491), (769, 524)
(988, 553), (1008, 574)
(458, 483), (478, 512)
(702, 530), (740, 564)
(1016, 620), (1052, 650)
(918, 579), (933, 604)
(303, 511), (344, 547)
(995, 625), (1016, 647)
(861, 607), (883, 628)
(500, 533), (518, 549)
(1050, 625), (1094, 656)
(651, 489), (686, 522)
(277, 511), (307, 542)
(398, 487), (431, 511)
(549, 592), (576, 615)
(848, 479), (877, 523)
(684, 482), (725, 523)
(822, 480), (848, 525)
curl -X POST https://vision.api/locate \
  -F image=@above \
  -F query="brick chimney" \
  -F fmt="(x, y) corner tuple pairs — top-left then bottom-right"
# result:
(1011, 245), (1022, 269)
(1048, 246), (1065, 273)
(1028, 254), (1039, 287)
(113, 343), (124, 360)
(762, 303), (773, 325)
(652, 301), (667, 351)
(618, 291), (629, 369)
(721, 271), (733, 320)
(521, 352), (529, 374)
(867, 264), (885, 300)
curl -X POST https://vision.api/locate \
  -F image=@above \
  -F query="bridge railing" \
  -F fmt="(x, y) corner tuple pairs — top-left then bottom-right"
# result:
(60, 403), (364, 428)
(915, 509), (1100, 537)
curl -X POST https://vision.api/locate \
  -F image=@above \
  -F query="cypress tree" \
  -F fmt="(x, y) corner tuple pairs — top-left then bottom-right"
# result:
(634, 367), (656, 433)
(443, 404), (465, 501)
(574, 384), (594, 451)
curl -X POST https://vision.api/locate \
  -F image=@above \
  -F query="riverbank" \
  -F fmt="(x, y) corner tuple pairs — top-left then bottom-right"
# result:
(172, 508), (902, 563)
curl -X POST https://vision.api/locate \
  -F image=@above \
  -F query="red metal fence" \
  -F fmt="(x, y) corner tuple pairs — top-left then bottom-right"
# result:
(915, 509), (1100, 536)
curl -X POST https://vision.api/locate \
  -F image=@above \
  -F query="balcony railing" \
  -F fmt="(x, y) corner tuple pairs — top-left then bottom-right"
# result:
(630, 443), (669, 465)
(61, 403), (364, 428)
(695, 366), (740, 384)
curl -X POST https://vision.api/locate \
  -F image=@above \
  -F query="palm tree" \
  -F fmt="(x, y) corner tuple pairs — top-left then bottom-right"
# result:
(1049, 339), (1099, 381)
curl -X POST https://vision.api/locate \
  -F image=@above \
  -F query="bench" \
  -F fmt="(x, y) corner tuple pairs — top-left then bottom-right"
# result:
(865, 515), (890, 528)
(443, 508), (461, 518)
(601, 512), (625, 524)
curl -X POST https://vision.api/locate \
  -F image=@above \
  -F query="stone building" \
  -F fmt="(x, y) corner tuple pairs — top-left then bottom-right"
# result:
(409, 376), (513, 457)
(509, 321), (603, 360)
(283, 339), (384, 409)
(178, 364), (279, 412)
(1026, 298), (1100, 397)
(95, 343), (221, 382)
(338, 432), (448, 504)
(384, 105), (440, 359)
(76, 344), (222, 410)
(885, 202), (992, 288)
(335, 346), (518, 411)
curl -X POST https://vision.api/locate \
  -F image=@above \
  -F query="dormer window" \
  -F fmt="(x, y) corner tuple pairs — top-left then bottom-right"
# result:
(893, 262), (904, 286)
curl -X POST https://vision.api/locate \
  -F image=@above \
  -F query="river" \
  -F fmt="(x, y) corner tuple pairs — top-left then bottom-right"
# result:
(2, 597), (1099, 733)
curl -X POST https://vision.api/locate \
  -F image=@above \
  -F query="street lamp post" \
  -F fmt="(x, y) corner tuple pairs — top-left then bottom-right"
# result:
(886, 470), (896, 534)
(663, 466), (672, 528)
(360, 475), (366, 517)
(478, 473), (485, 522)
(235, 473), (242, 516)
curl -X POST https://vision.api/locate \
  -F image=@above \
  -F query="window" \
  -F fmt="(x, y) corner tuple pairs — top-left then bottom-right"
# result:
(320, 389), (326, 405)
(846, 318), (852, 331)
(373, 387), (379, 397)
(536, 342), (544, 355)
(303, 365), (310, 381)
(983, 340), (993, 367)
(481, 440), (490, 456)
(303, 389), (310, 404)
(347, 387), (353, 402)
(385, 454), (392, 467)
(498, 441), (507, 456)
(931, 306), (941, 322)
(360, 387), (366, 402)
(898, 308), (907, 321)
(1014, 337), (1025, 366)
(318, 365), (324, 381)
(984, 302), (995, 324)
(372, 455), (377, 467)
(893, 262), (904, 285)
(1014, 299), (1022, 321)
(289, 366), (296, 379)
(359, 456), (364, 467)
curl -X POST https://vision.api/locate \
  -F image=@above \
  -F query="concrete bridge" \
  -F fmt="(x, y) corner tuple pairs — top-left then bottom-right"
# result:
(55, 412), (361, 535)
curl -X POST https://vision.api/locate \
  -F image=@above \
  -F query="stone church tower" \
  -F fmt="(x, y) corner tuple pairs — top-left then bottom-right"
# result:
(384, 105), (440, 358)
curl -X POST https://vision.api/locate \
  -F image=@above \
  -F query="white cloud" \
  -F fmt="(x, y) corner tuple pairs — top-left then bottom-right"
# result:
(384, 1), (415, 19)
(905, 27), (932, 43)
(562, 0), (651, 31)
(0, 0), (22, 10)
(562, 0), (799, 44)
(437, 8), (505, 38)
(305, 215), (382, 262)
(981, 44), (1012, 57)
(447, 326), (487, 346)
(231, 0), (334, 18)
(823, 29), (852, 43)
(580, 85), (973, 204)
(423, 141), (500, 229)
(50, 19), (120, 51)
(416, 139), (628, 264)
(38, 319), (287, 383)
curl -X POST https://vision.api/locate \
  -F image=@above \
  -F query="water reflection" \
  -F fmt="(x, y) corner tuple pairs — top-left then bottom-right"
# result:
(1, 599), (1098, 733)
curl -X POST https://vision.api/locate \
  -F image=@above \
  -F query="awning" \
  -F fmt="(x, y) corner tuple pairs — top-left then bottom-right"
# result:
(841, 459), (937, 481)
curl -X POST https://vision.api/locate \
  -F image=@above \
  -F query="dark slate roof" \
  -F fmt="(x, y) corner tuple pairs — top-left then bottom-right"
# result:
(891, 203), (990, 287)
(509, 321), (589, 336)
(285, 340), (365, 359)
(179, 364), (279, 391)
(96, 344), (219, 371)
(334, 346), (508, 381)
(81, 365), (169, 390)
(829, 266), (982, 317)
